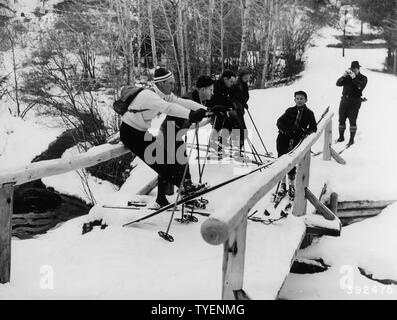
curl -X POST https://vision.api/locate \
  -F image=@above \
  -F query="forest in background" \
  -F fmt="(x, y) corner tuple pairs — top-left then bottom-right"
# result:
(0, 0), (395, 188)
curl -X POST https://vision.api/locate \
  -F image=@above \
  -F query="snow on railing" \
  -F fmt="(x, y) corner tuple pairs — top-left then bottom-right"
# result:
(200, 112), (339, 300)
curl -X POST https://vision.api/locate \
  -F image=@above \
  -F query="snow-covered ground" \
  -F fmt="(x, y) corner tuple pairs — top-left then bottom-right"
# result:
(1, 21), (397, 299)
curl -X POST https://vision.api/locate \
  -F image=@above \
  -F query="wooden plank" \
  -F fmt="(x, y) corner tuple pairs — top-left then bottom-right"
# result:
(306, 225), (341, 237)
(338, 200), (395, 211)
(12, 212), (54, 220)
(12, 218), (54, 227)
(222, 216), (249, 300)
(337, 209), (381, 219)
(201, 112), (334, 245)
(322, 119), (332, 161)
(330, 193), (338, 214)
(293, 151), (311, 217)
(305, 188), (337, 221)
(330, 147), (346, 165)
(0, 183), (14, 284)
(0, 143), (130, 186)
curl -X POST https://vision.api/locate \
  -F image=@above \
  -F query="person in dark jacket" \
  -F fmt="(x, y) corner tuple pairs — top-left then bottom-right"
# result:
(208, 70), (237, 154)
(336, 61), (368, 146)
(231, 68), (251, 155)
(276, 91), (317, 199)
(155, 75), (215, 208)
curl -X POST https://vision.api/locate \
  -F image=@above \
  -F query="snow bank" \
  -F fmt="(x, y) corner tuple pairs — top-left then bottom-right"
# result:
(0, 110), (62, 170)
(279, 202), (397, 299)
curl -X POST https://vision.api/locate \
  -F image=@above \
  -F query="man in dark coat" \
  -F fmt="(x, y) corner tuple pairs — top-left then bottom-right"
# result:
(336, 61), (368, 146)
(231, 68), (251, 155)
(155, 76), (215, 208)
(276, 91), (317, 199)
(208, 70), (237, 154)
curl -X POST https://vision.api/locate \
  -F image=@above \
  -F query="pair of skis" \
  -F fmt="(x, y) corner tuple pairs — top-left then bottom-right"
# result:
(122, 159), (276, 228)
(248, 187), (293, 225)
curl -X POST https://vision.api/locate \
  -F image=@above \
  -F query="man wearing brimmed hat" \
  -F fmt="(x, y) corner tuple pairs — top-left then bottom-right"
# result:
(155, 75), (215, 208)
(336, 60), (368, 147)
(120, 67), (209, 201)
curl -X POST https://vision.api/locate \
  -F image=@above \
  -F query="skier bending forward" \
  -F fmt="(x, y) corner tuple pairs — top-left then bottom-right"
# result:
(276, 91), (317, 200)
(120, 67), (209, 197)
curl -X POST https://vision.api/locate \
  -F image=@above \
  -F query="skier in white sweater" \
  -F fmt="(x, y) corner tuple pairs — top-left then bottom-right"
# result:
(120, 67), (209, 196)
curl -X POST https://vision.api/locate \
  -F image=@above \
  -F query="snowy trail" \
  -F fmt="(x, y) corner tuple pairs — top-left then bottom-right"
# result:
(1, 25), (397, 299)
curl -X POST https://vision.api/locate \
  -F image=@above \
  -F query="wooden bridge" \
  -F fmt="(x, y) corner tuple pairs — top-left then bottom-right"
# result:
(1, 110), (345, 299)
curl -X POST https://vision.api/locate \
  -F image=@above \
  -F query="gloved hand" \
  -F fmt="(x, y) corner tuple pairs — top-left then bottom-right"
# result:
(209, 105), (227, 116)
(299, 128), (310, 137)
(189, 108), (207, 123)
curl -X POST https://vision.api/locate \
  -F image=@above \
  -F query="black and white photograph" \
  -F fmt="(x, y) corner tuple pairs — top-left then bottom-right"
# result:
(0, 0), (396, 306)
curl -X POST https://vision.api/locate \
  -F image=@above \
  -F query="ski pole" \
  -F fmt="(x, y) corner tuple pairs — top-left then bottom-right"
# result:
(199, 115), (218, 183)
(195, 126), (202, 179)
(247, 136), (264, 164)
(159, 124), (199, 242)
(247, 109), (271, 156)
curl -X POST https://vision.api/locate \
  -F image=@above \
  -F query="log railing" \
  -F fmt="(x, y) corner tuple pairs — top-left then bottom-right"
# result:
(0, 143), (132, 283)
(201, 112), (339, 299)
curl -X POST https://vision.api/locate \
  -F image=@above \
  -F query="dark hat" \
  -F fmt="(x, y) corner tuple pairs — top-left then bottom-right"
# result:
(351, 61), (361, 69)
(238, 67), (252, 77)
(154, 67), (173, 83)
(294, 90), (308, 100)
(196, 76), (215, 89)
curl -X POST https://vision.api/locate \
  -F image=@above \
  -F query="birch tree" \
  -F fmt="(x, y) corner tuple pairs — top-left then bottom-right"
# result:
(239, 0), (251, 67)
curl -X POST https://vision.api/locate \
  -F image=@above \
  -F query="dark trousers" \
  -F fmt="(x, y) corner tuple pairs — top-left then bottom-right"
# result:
(339, 97), (361, 132)
(212, 110), (247, 151)
(233, 108), (247, 150)
(120, 122), (187, 188)
(156, 129), (192, 203)
(276, 133), (301, 179)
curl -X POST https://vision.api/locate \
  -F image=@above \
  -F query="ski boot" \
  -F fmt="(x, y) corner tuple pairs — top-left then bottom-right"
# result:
(181, 181), (209, 198)
(288, 185), (295, 201)
(185, 197), (208, 210)
(277, 183), (287, 197)
(151, 198), (171, 210)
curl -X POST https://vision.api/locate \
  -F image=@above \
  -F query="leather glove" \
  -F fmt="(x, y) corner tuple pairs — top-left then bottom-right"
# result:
(189, 108), (207, 123)
(209, 105), (227, 116)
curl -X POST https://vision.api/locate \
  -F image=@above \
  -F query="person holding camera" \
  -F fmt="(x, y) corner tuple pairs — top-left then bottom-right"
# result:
(336, 61), (368, 147)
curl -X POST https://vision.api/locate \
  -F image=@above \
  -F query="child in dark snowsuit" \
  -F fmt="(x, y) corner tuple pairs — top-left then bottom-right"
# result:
(276, 91), (317, 199)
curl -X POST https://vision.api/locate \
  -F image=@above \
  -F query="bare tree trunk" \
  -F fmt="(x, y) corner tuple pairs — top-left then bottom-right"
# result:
(239, 0), (251, 67)
(161, 0), (182, 91)
(7, 28), (20, 116)
(394, 48), (397, 74)
(361, 20), (364, 37)
(206, 0), (215, 74)
(261, 0), (273, 88)
(137, 0), (143, 75)
(270, 0), (279, 85)
(184, 2), (192, 90)
(147, 0), (158, 67)
(220, 0), (225, 71)
(177, 0), (186, 94)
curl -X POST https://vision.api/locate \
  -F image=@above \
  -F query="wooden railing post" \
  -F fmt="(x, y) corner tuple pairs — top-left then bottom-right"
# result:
(293, 151), (311, 217)
(323, 119), (332, 161)
(222, 214), (249, 300)
(0, 183), (14, 284)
